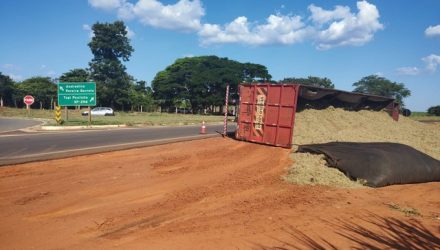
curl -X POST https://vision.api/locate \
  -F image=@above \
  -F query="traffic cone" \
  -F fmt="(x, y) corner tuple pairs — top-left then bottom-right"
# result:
(200, 121), (206, 134)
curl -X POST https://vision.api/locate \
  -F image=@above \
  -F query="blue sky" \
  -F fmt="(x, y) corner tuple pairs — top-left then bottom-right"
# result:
(0, 0), (439, 111)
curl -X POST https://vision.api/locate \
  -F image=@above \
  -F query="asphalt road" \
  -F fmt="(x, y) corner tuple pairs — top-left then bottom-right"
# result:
(0, 118), (42, 133)
(0, 123), (236, 166)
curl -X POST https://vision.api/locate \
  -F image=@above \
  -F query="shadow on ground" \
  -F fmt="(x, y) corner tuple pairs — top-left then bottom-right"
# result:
(254, 213), (440, 250)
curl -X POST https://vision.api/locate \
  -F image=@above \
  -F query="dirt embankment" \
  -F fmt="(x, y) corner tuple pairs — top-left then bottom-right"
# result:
(1, 137), (439, 249)
(286, 108), (440, 187)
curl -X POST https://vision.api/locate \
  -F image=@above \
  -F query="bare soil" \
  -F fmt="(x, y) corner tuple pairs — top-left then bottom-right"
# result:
(1, 137), (439, 249)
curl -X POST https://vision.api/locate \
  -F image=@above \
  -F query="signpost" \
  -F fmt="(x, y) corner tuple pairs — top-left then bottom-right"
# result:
(58, 82), (96, 125)
(58, 82), (96, 106)
(23, 95), (34, 115)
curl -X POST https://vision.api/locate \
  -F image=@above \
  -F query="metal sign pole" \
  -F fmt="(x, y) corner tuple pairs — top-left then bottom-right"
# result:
(88, 106), (91, 125)
(65, 106), (68, 121)
(223, 84), (230, 137)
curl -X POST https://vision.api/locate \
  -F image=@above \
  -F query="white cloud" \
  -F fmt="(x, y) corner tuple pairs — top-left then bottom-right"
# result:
(396, 67), (420, 76)
(89, 0), (383, 50)
(422, 54), (440, 72)
(198, 1), (382, 48)
(199, 14), (311, 46)
(425, 24), (440, 37)
(116, 0), (204, 31)
(396, 54), (440, 75)
(314, 1), (384, 49)
(308, 4), (351, 25)
(126, 26), (135, 38)
(83, 24), (94, 38)
(88, 0), (124, 10)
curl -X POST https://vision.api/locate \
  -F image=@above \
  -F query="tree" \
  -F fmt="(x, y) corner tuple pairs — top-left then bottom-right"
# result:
(15, 77), (57, 109)
(427, 105), (440, 116)
(0, 72), (15, 106)
(88, 21), (134, 110)
(59, 68), (90, 82)
(352, 75), (411, 106)
(128, 81), (155, 112)
(279, 76), (335, 89)
(151, 56), (271, 112)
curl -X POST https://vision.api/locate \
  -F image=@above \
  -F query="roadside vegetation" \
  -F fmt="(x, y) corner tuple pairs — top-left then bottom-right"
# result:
(0, 107), (224, 126)
(410, 111), (440, 121)
(0, 20), (416, 118)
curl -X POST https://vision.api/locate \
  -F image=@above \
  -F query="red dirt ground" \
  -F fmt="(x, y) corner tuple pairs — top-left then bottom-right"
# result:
(0, 137), (439, 249)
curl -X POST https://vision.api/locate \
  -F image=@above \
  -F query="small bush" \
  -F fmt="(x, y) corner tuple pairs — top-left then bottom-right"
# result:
(427, 105), (440, 116)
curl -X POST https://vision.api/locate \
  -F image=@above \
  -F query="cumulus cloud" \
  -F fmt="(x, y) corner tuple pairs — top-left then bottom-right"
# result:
(111, 0), (204, 31)
(396, 54), (440, 76)
(396, 67), (420, 76)
(313, 1), (383, 49)
(89, 0), (383, 49)
(199, 0), (382, 48)
(308, 4), (351, 25)
(199, 14), (311, 46)
(422, 54), (440, 72)
(425, 24), (440, 37)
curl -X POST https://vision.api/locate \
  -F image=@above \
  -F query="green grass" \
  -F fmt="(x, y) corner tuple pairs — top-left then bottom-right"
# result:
(409, 112), (440, 121)
(0, 107), (225, 126)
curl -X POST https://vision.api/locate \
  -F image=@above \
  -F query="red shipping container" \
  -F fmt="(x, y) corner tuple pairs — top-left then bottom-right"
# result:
(235, 84), (300, 148)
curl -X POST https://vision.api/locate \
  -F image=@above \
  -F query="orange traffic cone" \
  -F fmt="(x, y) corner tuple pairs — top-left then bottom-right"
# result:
(200, 121), (206, 134)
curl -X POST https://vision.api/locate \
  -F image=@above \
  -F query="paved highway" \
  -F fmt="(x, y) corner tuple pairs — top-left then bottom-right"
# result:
(0, 117), (42, 133)
(0, 123), (236, 166)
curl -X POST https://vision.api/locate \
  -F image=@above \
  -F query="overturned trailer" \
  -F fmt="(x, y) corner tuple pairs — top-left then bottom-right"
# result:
(235, 83), (399, 148)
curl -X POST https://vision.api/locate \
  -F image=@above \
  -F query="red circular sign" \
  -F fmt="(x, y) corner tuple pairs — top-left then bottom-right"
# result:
(23, 95), (35, 105)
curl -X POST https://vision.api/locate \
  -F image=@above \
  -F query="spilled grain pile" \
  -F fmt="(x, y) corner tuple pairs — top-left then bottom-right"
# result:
(285, 107), (440, 187)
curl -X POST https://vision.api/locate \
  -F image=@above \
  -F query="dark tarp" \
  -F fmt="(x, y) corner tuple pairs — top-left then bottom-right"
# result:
(297, 142), (440, 187)
(297, 85), (395, 111)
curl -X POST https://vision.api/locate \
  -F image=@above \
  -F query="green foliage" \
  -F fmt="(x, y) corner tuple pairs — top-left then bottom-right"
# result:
(128, 82), (155, 112)
(88, 21), (134, 110)
(280, 76), (335, 89)
(151, 55), (271, 112)
(0, 72), (15, 106)
(427, 105), (440, 116)
(15, 77), (57, 109)
(59, 68), (90, 82)
(353, 75), (411, 106)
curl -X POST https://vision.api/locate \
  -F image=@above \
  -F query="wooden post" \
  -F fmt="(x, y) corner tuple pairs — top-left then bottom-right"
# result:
(223, 84), (230, 137)
(64, 106), (68, 121)
(26, 104), (30, 116)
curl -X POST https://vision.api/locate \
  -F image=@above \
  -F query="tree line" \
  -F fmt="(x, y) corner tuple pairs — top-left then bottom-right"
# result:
(1, 20), (434, 114)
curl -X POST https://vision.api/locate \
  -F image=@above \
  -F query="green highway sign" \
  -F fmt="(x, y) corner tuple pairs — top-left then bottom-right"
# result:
(58, 82), (96, 106)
